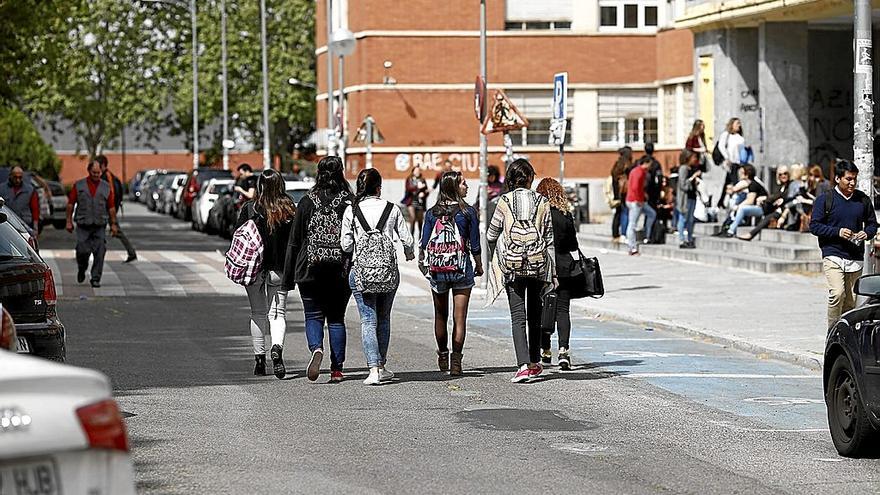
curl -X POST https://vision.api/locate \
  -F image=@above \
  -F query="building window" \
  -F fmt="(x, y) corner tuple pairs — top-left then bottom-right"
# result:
(505, 0), (573, 30)
(598, 0), (660, 31)
(599, 90), (658, 146)
(521, 118), (572, 146)
(505, 20), (572, 31)
(506, 91), (574, 147)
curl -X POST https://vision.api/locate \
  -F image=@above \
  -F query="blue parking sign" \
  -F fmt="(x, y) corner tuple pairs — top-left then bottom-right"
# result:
(553, 72), (568, 120)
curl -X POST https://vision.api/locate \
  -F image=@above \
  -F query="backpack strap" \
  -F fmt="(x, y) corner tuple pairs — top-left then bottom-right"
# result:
(823, 192), (833, 224)
(376, 202), (394, 231)
(353, 204), (372, 232)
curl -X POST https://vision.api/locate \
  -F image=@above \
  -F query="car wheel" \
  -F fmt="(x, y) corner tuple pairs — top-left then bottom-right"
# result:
(53, 220), (66, 230)
(827, 354), (877, 457)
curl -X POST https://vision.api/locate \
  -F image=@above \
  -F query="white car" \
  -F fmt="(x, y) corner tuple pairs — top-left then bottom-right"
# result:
(0, 313), (136, 494)
(193, 178), (233, 231)
(285, 181), (312, 206)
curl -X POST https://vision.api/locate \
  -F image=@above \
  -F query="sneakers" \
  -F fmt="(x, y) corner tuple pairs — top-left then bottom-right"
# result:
(679, 240), (696, 249)
(438, 350), (450, 372)
(628, 249), (640, 256)
(379, 366), (395, 382)
(124, 255), (137, 263)
(541, 349), (552, 365)
(90, 279), (101, 288)
(511, 365), (531, 383)
(364, 367), (381, 385)
(558, 348), (572, 371)
(329, 370), (344, 383)
(307, 348), (323, 382)
(253, 354), (267, 376)
(528, 364), (544, 378)
(270, 344), (285, 379)
(450, 352), (463, 376)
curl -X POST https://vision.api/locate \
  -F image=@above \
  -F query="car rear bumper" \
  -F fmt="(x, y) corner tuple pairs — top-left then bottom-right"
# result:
(16, 317), (65, 360)
(0, 449), (136, 495)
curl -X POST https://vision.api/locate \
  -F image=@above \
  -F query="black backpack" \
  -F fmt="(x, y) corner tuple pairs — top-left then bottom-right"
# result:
(822, 190), (873, 225)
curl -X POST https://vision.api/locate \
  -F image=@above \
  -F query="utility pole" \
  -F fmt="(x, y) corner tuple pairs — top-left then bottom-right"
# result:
(259, 0), (271, 169)
(338, 55), (346, 165)
(190, 0), (198, 169)
(326, 0), (336, 157)
(478, 0), (489, 290)
(221, 0), (229, 170)
(854, 0), (874, 272)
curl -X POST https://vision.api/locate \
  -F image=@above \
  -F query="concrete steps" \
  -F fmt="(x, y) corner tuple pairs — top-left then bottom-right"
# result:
(578, 222), (822, 274)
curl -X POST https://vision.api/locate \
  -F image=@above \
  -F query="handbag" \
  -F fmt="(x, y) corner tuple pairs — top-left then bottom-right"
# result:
(569, 249), (605, 299)
(540, 291), (558, 333)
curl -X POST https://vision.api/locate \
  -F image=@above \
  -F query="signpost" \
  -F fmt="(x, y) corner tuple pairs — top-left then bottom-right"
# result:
(355, 115), (384, 169)
(474, 76), (486, 123)
(550, 72), (568, 182)
(481, 90), (529, 165)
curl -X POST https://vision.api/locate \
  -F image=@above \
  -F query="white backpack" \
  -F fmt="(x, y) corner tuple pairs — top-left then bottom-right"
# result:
(352, 203), (398, 293)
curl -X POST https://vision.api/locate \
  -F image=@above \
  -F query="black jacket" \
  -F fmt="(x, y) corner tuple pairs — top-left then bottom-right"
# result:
(282, 190), (354, 290)
(236, 201), (293, 274)
(550, 207), (580, 278)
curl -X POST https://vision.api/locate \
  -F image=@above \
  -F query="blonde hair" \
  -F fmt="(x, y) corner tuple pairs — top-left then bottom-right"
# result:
(536, 177), (572, 213)
(789, 163), (806, 181)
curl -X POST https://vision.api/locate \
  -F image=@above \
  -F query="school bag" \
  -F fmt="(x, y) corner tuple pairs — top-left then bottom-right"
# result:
(711, 132), (727, 166)
(500, 193), (548, 278)
(424, 210), (468, 275)
(352, 202), (399, 293)
(306, 191), (346, 267)
(225, 219), (263, 286)
(603, 176), (619, 208)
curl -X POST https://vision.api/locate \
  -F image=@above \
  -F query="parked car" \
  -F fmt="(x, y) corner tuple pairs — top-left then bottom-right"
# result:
(193, 178), (233, 232)
(206, 191), (236, 238)
(0, 208), (63, 361)
(129, 170), (146, 201)
(0, 349), (136, 494)
(177, 168), (232, 221)
(285, 180), (312, 206)
(143, 171), (169, 211)
(0, 168), (52, 232)
(162, 173), (187, 216)
(825, 273), (880, 457)
(137, 170), (162, 204)
(46, 180), (68, 229)
(153, 173), (179, 214)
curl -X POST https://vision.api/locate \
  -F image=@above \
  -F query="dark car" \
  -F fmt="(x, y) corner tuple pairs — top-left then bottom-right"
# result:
(0, 210), (63, 361)
(207, 190), (237, 238)
(824, 273), (880, 457)
(176, 168), (233, 221)
(130, 170), (146, 201)
(144, 171), (169, 211)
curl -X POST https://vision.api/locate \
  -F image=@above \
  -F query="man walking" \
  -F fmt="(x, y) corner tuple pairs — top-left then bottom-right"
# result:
(810, 160), (878, 328)
(0, 166), (40, 233)
(66, 160), (119, 288)
(96, 155), (137, 262)
(625, 157), (657, 256)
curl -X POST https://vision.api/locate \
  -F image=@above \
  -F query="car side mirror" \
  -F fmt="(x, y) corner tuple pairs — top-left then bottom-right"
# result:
(855, 274), (880, 297)
(0, 212), (8, 224)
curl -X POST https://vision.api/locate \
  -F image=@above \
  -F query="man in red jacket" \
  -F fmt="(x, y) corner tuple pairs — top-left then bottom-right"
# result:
(625, 157), (657, 255)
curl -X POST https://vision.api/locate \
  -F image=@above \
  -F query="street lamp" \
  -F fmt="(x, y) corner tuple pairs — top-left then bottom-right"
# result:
(259, 0), (271, 169)
(140, 0), (199, 170)
(287, 77), (317, 89)
(221, 0), (229, 170)
(329, 28), (356, 165)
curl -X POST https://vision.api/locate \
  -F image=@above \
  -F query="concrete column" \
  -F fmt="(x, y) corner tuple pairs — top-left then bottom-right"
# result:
(572, 0), (598, 34)
(656, 87), (666, 146)
(573, 90), (599, 148)
(758, 22), (809, 168)
(675, 84), (685, 145)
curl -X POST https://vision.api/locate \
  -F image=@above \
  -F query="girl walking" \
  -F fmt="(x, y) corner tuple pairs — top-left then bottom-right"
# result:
(487, 159), (555, 383)
(341, 168), (415, 385)
(284, 156), (354, 383)
(536, 178), (577, 371)
(420, 171), (483, 376)
(402, 166), (429, 240)
(237, 169), (296, 378)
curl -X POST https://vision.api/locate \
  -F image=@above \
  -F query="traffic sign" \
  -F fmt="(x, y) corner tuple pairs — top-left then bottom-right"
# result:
(552, 72), (568, 120)
(355, 115), (384, 143)
(474, 76), (487, 122)
(481, 90), (529, 135)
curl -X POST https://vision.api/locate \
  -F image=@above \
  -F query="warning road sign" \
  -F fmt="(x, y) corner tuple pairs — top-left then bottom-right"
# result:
(481, 90), (529, 135)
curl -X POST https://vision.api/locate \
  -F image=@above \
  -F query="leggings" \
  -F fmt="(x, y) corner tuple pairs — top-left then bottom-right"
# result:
(506, 278), (544, 366)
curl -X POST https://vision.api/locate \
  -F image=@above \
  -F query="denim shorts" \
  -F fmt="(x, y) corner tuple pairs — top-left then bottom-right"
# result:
(429, 259), (475, 294)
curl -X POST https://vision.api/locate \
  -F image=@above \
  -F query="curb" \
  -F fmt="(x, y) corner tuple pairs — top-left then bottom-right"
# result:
(572, 302), (824, 372)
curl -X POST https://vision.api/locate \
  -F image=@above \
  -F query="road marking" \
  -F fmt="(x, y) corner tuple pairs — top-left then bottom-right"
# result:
(92, 260), (125, 297)
(606, 351), (705, 358)
(743, 397), (824, 406)
(159, 251), (240, 295)
(131, 253), (187, 297)
(570, 337), (690, 341)
(622, 373), (817, 379)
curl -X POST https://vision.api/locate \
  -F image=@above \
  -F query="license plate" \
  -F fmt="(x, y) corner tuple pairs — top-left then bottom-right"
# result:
(15, 337), (29, 354)
(0, 458), (61, 495)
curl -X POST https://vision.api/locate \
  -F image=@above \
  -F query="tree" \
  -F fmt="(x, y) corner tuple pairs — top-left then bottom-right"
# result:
(20, 0), (181, 158)
(0, 106), (61, 179)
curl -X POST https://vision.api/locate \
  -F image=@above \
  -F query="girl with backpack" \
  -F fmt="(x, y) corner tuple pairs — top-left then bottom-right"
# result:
(486, 159), (556, 383)
(419, 171), (483, 376)
(284, 156), (354, 383)
(535, 178), (578, 371)
(233, 169), (296, 378)
(341, 168), (415, 385)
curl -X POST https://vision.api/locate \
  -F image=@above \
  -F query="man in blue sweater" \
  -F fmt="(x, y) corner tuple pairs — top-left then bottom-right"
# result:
(810, 160), (879, 328)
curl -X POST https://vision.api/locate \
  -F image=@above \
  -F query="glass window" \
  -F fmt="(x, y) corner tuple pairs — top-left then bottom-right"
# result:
(505, 21), (525, 30)
(525, 21), (551, 30)
(624, 4), (638, 28)
(625, 118), (642, 144)
(601, 121), (620, 144)
(553, 21), (572, 30)
(644, 6), (658, 26)
(600, 6), (618, 26)
(643, 118), (658, 144)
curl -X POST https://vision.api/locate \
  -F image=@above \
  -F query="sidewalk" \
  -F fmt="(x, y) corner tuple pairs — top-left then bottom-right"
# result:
(563, 247), (827, 370)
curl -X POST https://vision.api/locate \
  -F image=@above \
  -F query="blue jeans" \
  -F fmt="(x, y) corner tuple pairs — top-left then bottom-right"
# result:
(349, 272), (397, 368)
(727, 205), (763, 234)
(676, 198), (697, 243)
(626, 201), (657, 250)
(300, 286), (350, 371)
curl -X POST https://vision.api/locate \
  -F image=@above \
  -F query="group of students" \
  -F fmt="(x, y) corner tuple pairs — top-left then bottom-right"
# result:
(233, 156), (580, 385)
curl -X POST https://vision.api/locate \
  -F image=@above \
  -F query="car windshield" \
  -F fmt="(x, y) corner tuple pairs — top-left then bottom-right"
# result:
(0, 221), (34, 261)
(209, 183), (232, 194)
(286, 189), (309, 205)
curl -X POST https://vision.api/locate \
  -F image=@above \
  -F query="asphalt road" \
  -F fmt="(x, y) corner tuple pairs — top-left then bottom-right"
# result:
(38, 201), (880, 494)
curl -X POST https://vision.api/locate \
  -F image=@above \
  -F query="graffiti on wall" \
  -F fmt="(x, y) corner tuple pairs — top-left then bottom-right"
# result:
(809, 88), (853, 168)
(739, 89), (759, 112)
(394, 153), (481, 172)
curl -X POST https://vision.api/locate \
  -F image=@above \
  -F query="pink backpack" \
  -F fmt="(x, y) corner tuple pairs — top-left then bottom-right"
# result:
(225, 220), (263, 285)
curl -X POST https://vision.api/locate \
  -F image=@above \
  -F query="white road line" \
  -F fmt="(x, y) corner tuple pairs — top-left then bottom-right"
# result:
(158, 251), (241, 295)
(621, 373), (818, 379)
(92, 259), (125, 297)
(131, 253), (187, 297)
(39, 249), (64, 296)
(569, 337), (690, 341)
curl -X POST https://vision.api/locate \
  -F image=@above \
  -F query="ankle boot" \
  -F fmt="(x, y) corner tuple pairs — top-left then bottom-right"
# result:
(270, 344), (286, 379)
(438, 350), (450, 372)
(450, 352), (463, 376)
(254, 354), (267, 376)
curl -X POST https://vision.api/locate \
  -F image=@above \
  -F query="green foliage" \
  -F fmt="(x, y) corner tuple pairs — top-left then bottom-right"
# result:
(0, 106), (61, 179)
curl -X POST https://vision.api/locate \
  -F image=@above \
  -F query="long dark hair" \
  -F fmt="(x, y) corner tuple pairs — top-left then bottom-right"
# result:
(611, 146), (633, 177)
(431, 171), (469, 214)
(689, 119), (705, 140)
(312, 156), (352, 196)
(355, 168), (382, 204)
(504, 158), (535, 192)
(256, 169), (296, 233)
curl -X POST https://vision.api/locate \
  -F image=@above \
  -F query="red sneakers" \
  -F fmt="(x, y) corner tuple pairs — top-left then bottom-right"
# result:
(329, 370), (344, 383)
(511, 366), (531, 383)
(528, 364), (544, 378)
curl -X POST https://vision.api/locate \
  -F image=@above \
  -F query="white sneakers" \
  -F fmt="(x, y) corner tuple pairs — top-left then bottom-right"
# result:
(363, 366), (394, 385)
(379, 367), (394, 381)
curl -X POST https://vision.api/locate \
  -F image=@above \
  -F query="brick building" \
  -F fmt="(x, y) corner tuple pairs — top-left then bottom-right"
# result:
(317, 0), (695, 210)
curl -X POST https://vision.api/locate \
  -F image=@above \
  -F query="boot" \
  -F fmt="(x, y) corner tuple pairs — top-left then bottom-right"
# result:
(437, 350), (450, 372)
(450, 352), (463, 376)
(253, 354), (266, 376)
(270, 344), (286, 379)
